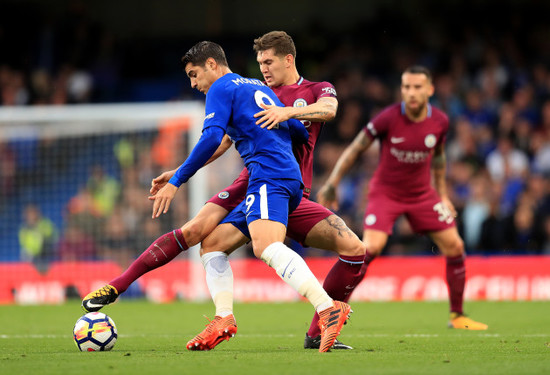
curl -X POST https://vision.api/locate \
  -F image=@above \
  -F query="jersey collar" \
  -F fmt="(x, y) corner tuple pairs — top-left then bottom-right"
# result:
(401, 101), (432, 118)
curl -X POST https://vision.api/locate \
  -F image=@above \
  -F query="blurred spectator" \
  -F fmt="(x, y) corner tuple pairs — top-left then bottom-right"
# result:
(86, 165), (120, 217)
(462, 173), (491, 251)
(502, 200), (543, 253)
(57, 222), (97, 261)
(0, 141), (16, 205)
(18, 204), (57, 269)
(542, 216), (550, 254)
(486, 134), (529, 215)
(431, 73), (463, 121)
(99, 206), (135, 268)
(461, 87), (496, 129)
(66, 186), (104, 238)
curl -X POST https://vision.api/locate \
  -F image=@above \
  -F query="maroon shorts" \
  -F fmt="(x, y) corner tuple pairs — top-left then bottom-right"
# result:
(206, 174), (248, 212)
(363, 187), (455, 234)
(287, 198), (333, 244)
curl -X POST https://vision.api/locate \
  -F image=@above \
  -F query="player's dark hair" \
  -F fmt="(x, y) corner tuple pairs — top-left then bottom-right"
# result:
(181, 41), (228, 68)
(403, 65), (432, 81)
(253, 31), (296, 58)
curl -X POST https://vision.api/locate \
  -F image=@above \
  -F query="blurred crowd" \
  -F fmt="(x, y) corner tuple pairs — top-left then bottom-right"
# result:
(2, 1), (550, 267)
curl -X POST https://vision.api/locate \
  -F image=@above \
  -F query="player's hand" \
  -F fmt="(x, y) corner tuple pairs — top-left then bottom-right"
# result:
(254, 103), (290, 129)
(150, 183), (178, 218)
(149, 170), (176, 196)
(317, 183), (339, 211)
(441, 196), (458, 218)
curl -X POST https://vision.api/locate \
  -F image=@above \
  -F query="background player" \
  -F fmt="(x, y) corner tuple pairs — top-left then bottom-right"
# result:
(187, 31), (366, 351)
(317, 65), (488, 330)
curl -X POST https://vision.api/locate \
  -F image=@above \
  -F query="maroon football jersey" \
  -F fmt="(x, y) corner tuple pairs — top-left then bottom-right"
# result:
(272, 77), (337, 198)
(364, 102), (449, 199)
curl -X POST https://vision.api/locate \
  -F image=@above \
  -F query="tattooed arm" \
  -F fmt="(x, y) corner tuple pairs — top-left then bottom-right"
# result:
(254, 97), (338, 129)
(431, 142), (457, 216)
(317, 130), (374, 211)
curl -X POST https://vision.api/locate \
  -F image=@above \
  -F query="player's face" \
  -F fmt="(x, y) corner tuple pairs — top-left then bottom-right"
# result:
(257, 48), (289, 87)
(401, 72), (434, 115)
(185, 61), (217, 94)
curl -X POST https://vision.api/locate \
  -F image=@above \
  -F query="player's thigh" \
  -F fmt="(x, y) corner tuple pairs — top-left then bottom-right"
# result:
(303, 215), (365, 257)
(248, 219), (287, 257)
(363, 189), (403, 234)
(287, 198), (332, 244)
(243, 179), (301, 249)
(362, 229), (389, 255)
(428, 227), (464, 257)
(180, 202), (229, 247)
(405, 190), (456, 234)
(200, 222), (249, 256)
(206, 175), (248, 212)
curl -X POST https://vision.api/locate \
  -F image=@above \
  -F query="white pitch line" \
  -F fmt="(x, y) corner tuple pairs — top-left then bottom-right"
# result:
(1, 333), (549, 339)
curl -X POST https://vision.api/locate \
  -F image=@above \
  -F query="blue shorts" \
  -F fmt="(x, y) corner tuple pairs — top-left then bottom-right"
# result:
(220, 178), (302, 238)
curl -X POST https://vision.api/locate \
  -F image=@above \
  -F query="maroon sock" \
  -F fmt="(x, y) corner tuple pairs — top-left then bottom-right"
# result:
(110, 229), (188, 294)
(446, 254), (465, 315)
(307, 254), (367, 338)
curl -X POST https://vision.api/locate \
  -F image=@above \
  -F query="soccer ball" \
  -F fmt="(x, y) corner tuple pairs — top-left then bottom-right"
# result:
(73, 312), (117, 351)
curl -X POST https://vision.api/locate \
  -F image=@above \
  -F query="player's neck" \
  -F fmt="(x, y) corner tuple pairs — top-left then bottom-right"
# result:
(220, 66), (232, 76)
(404, 105), (428, 122)
(282, 70), (301, 86)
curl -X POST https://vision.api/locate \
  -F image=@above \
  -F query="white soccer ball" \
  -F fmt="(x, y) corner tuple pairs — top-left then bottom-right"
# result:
(73, 312), (118, 351)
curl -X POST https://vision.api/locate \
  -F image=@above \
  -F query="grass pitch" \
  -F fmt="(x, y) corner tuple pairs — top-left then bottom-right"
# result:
(1, 300), (549, 375)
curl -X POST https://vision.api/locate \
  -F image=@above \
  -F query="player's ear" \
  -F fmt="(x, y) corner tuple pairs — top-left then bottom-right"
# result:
(285, 54), (294, 67)
(206, 57), (217, 70)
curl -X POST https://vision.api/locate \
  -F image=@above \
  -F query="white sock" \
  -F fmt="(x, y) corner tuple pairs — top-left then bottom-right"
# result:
(260, 242), (332, 312)
(201, 251), (233, 317)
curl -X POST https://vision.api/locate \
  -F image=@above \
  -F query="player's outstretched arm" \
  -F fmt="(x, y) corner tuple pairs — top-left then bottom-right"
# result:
(149, 169), (177, 197)
(205, 134), (233, 165)
(150, 126), (225, 218)
(149, 134), (232, 199)
(317, 130), (372, 210)
(255, 97), (338, 129)
(431, 142), (457, 217)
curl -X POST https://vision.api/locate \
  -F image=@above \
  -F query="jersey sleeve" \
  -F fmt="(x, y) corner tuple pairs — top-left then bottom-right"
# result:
(204, 80), (233, 132)
(168, 126), (225, 187)
(311, 81), (337, 99)
(363, 106), (392, 140)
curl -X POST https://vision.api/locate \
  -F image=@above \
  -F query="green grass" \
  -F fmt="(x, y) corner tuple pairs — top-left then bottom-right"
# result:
(1, 301), (549, 375)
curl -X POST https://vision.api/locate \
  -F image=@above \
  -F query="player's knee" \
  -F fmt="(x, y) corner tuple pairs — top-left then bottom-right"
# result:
(365, 242), (384, 256)
(443, 237), (465, 257)
(200, 234), (223, 256)
(181, 220), (208, 246)
(453, 237), (465, 255)
(251, 242), (268, 258)
(341, 238), (367, 257)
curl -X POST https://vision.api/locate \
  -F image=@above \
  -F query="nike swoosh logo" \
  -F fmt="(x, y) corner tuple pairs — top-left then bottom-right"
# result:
(281, 259), (294, 278)
(391, 137), (405, 144)
(153, 244), (168, 258)
(84, 301), (104, 309)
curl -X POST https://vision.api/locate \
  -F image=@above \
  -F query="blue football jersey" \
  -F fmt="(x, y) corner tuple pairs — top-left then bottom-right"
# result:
(203, 73), (303, 183)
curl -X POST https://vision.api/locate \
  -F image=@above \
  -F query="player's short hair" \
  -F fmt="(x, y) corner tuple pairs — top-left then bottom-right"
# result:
(182, 41), (228, 68)
(403, 65), (432, 82)
(253, 31), (296, 58)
